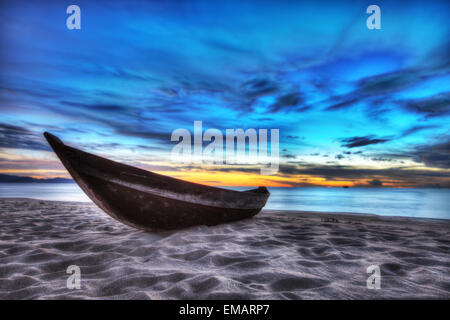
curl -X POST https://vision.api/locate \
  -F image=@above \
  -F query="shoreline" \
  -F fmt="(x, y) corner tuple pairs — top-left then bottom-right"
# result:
(1, 197), (449, 223)
(0, 198), (449, 299)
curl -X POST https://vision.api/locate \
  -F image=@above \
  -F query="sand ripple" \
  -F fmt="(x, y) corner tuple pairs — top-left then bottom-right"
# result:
(0, 198), (449, 299)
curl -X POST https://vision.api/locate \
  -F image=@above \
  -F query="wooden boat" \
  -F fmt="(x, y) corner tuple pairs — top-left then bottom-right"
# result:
(44, 132), (270, 231)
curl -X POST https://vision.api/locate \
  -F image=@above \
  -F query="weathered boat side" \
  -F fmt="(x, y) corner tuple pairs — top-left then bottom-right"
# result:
(44, 132), (270, 231)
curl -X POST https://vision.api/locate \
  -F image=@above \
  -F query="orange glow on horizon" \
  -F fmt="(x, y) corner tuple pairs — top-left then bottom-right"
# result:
(153, 170), (406, 188)
(0, 168), (438, 188)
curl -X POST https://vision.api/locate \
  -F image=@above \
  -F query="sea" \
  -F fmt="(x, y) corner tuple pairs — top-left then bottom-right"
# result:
(0, 183), (448, 220)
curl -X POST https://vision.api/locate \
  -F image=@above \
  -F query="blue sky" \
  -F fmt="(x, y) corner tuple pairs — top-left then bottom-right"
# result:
(0, 0), (449, 187)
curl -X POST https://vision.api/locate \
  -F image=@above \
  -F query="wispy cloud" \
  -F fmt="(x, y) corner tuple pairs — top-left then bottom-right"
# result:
(341, 136), (390, 148)
(0, 0), (448, 187)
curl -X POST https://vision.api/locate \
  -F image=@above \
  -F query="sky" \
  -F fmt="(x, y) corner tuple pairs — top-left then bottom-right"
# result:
(0, 0), (449, 188)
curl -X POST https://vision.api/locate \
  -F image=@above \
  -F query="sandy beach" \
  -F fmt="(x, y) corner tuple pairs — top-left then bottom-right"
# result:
(0, 198), (449, 299)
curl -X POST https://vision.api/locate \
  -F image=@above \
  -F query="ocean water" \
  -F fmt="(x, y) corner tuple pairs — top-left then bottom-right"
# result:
(0, 183), (448, 220)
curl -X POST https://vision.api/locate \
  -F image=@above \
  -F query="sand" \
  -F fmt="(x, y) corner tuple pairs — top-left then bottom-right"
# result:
(0, 198), (449, 300)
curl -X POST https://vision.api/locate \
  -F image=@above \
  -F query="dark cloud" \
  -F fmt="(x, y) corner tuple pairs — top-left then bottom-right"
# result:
(276, 164), (450, 187)
(353, 178), (384, 187)
(278, 164), (448, 178)
(371, 157), (393, 162)
(368, 152), (409, 160)
(0, 123), (49, 151)
(117, 128), (171, 142)
(61, 101), (133, 114)
(241, 78), (278, 99)
(412, 139), (450, 169)
(358, 71), (417, 95)
(368, 179), (383, 187)
(321, 68), (419, 113)
(321, 51), (449, 114)
(0, 123), (28, 135)
(0, 84), (59, 99)
(326, 97), (359, 111)
(40, 99), (176, 144)
(257, 117), (274, 122)
(400, 125), (439, 138)
(270, 92), (303, 112)
(341, 136), (390, 148)
(368, 139), (450, 169)
(402, 92), (450, 118)
(209, 167), (261, 174)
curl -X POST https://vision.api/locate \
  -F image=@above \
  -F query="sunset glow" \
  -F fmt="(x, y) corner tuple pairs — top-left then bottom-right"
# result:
(0, 0), (448, 188)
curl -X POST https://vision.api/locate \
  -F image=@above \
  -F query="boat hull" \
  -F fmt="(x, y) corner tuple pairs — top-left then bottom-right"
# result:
(44, 132), (270, 231)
